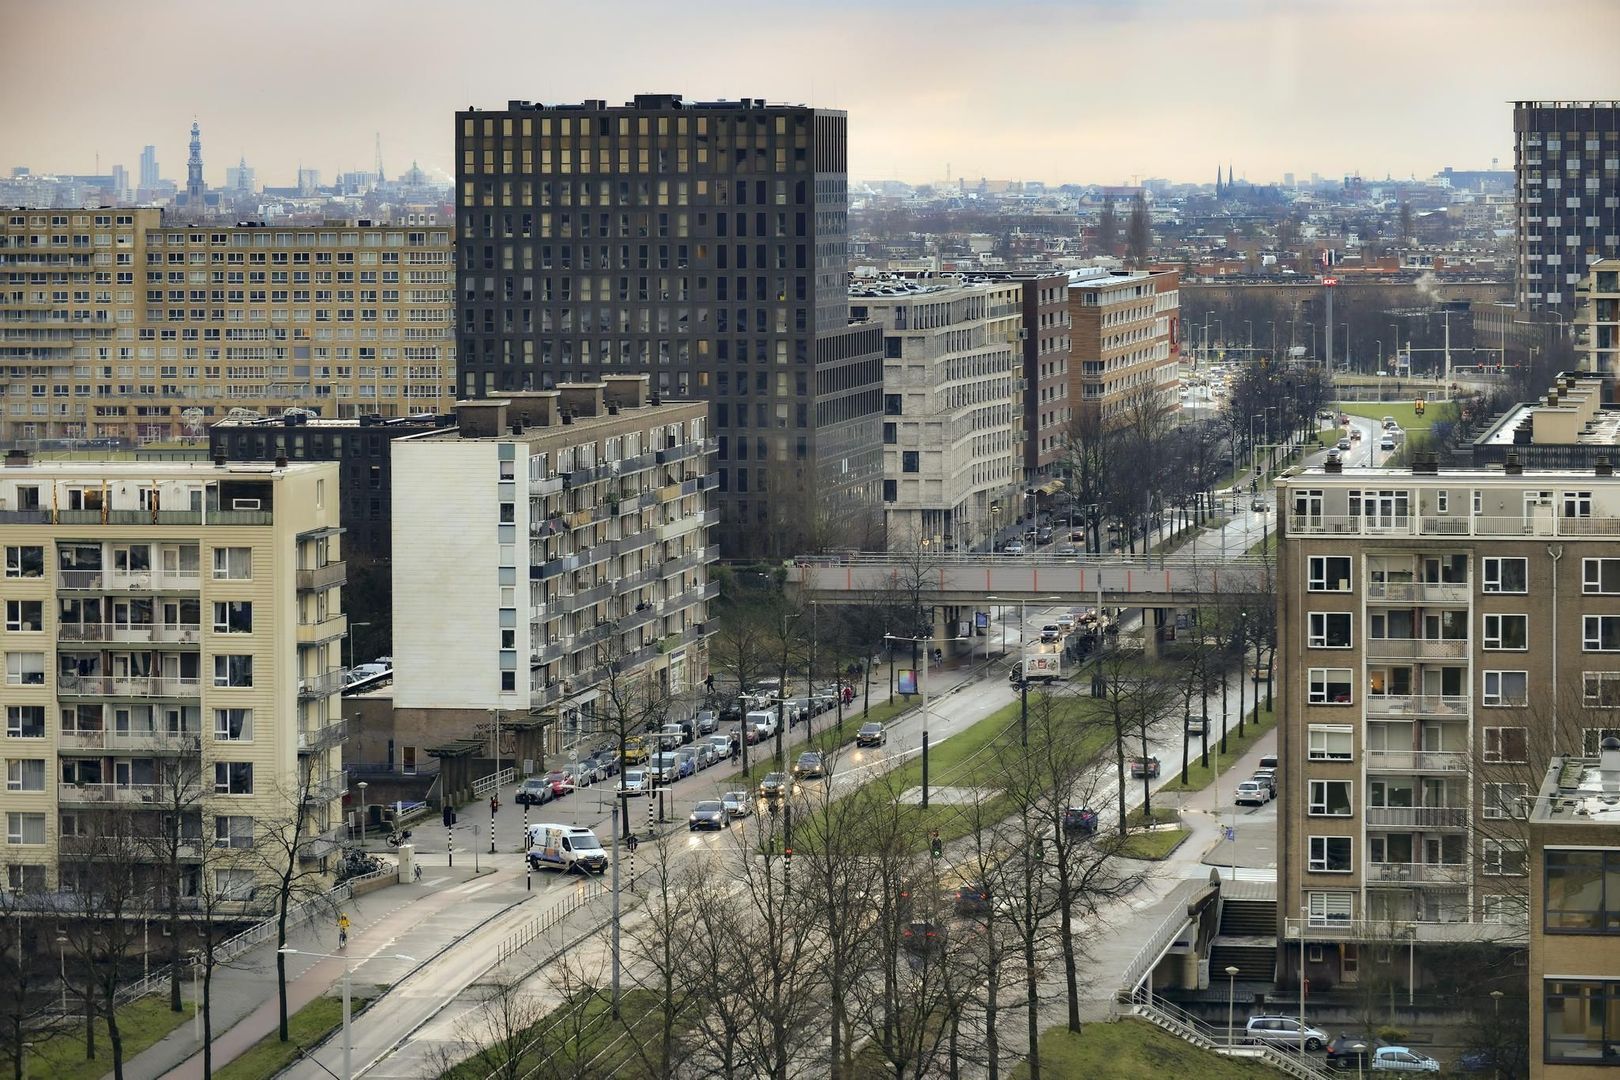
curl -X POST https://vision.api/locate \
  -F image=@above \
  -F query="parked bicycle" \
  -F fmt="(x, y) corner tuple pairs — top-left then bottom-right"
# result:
(385, 828), (412, 848)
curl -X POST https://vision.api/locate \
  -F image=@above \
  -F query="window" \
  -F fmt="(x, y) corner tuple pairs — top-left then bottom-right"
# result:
(213, 708), (252, 741)
(1482, 557), (1528, 593)
(212, 546), (251, 580)
(1544, 849), (1620, 933)
(1308, 780), (1353, 816)
(1482, 894), (1525, 925)
(1307, 556), (1351, 592)
(1583, 558), (1620, 594)
(1483, 614), (1528, 650)
(1308, 668), (1353, 704)
(5, 653), (43, 685)
(1306, 891), (1353, 927)
(5, 812), (44, 845)
(213, 762), (253, 795)
(1544, 979), (1620, 1063)
(1584, 615), (1620, 652)
(214, 815), (254, 849)
(1307, 612), (1352, 648)
(1308, 836), (1352, 873)
(1563, 490), (1593, 518)
(1584, 672), (1620, 708)
(1483, 727), (1528, 763)
(215, 868), (257, 900)
(5, 759), (44, 792)
(1483, 670), (1529, 707)
(1307, 725), (1354, 761)
(1482, 838), (1526, 876)
(212, 601), (252, 634)
(5, 707), (44, 738)
(4, 546), (43, 578)
(5, 864), (45, 892)
(4, 601), (42, 632)
(1483, 782), (1527, 820)
(901, 451), (919, 473)
(212, 655), (253, 687)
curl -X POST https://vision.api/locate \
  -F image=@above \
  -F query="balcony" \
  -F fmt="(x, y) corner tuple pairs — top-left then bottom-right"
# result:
(532, 639), (566, 666)
(1365, 581), (1470, 604)
(1285, 915), (1517, 944)
(57, 674), (201, 699)
(655, 511), (712, 543)
(529, 475), (564, 497)
(295, 561), (346, 592)
(1364, 637), (1470, 661)
(57, 729), (202, 755)
(559, 581), (616, 612)
(58, 622), (202, 646)
(662, 544), (719, 579)
(297, 612), (348, 645)
(58, 782), (204, 807)
(297, 669), (348, 700)
(1365, 749), (1470, 773)
(1364, 861), (1470, 886)
(655, 442), (701, 467)
(1289, 512), (1620, 539)
(57, 569), (202, 591)
(301, 772), (347, 803)
(612, 529), (656, 558)
(1363, 695), (1470, 719)
(1364, 806), (1469, 829)
(297, 721), (348, 754)
(531, 680), (565, 708)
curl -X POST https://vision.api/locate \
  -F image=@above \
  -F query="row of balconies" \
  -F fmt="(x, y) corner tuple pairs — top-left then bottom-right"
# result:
(1364, 581), (1470, 604)
(0, 509), (274, 527)
(1362, 695), (1470, 719)
(296, 720), (348, 754)
(295, 561), (346, 592)
(57, 622), (202, 645)
(56, 569), (202, 591)
(1290, 513), (1620, 539)
(58, 674), (200, 698)
(57, 781), (203, 807)
(56, 728), (202, 754)
(1363, 637), (1470, 660)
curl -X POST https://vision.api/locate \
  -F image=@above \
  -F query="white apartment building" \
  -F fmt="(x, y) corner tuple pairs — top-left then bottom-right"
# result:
(0, 456), (346, 897)
(390, 376), (716, 756)
(852, 278), (1024, 550)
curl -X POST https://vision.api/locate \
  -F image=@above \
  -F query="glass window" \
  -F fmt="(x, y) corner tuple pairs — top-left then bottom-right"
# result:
(212, 547), (251, 580)
(1482, 557), (1528, 593)
(213, 708), (252, 741)
(1544, 850), (1620, 933)
(1585, 616), (1620, 652)
(212, 601), (253, 634)
(214, 815), (254, 849)
(5, 812), (45, 845)
(1482, 670), (1528, 707)
(1308, 612), (1352, 648)
(1307, 556), (1351, 592)
(4, 601), (42, 632)
(1584, 672), (1620, 708)
(1543, 979), (1620, 1063)
(1308, 836), (1352, 873)
(1308, 668), (1353, 704)
(1483, 727), (1527, 763)
(213, 762), (253, 795)
(1482, 838), (1526, 876)
(1482, 782), (1527, 820)
(5, 653), (44, 685)
(4, 546), (43, 578)
(5, 707), (44, 738)
(212, 655), (253, 688)
(1584, 558), (1620, 594)
(1308, 780), (1352, 816)
(5, 759), (45, 791)
(1483, 614), (1528, 650)
(1307, 726), (1354, 761)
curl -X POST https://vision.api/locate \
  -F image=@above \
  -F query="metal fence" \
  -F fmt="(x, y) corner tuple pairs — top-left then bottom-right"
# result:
(1129, 992), (1339, 1080)
(472, 767), (516, 798)
(496, 881), (607, 964)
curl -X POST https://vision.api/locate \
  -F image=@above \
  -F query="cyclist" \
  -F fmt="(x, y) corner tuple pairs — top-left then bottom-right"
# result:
(337, 912), (350, 949)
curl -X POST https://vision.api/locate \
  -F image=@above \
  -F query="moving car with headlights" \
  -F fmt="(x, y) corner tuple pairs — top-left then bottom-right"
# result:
(856, 722), (887, 748)
(688, 800), (729, 831)
(721, 790), (751, 818)
(793, 751), (826, 779)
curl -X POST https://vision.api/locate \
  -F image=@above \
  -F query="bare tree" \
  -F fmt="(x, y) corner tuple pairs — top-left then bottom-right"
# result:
(138, 741), (205, 1014)
(1087, 643), (1180, 831)
(1125, 192), (1152, 269)
(623, 834), (699, 1079)
(0, 883), (61, 1080)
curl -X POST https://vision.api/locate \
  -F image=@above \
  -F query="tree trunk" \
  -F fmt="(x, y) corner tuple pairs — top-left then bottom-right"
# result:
(985, 947), (999, 1080)
(1060, 888), (1081, 1032)
(1139, 727), (1154, 819)
(1237, 646), (1247, 739)
(82, 984), (94, 1059)
(104, 985), (124, 1080)
(1113, 726), (1128, 837)
(1024, 942), (1040, 1080)
(168, 880), (182, 1012)
(276, 905), (290, 1041)
(203, 964), (214, 1080)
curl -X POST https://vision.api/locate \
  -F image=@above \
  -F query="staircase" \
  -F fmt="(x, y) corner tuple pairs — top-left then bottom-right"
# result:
(1210, 896), (1279, 982)
(1129, 991), (1338, 1080)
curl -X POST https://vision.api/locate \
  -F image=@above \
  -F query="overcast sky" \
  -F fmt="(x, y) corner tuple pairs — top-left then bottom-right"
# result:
(4, 0), (1617, 189)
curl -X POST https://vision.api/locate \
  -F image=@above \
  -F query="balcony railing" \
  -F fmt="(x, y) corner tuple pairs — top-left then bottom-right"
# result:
(1364, 861), (1470, 885)
(301, 773), (347, 803)
(1364, 638), (1470, 660)
(1365, 806), (1468, 829)
(531, 681), (565, 708)
(1365, 749), (1470, 773)
(297, 669), (348, 700)
(58, 622), (202, 645)
(1290, 512), (1620, 539)
(1365, 581), (1470, 604)
(296, 721), (348, 754)
(1286, 915), (1517, 943)
(57, 569), (202, 591)
(1363, 695), (1470, 719)
(57, 782), (203, 807)
(57, 674), (201, 698)
(296, 613), (348, 645)
(529, 475), (564, 497)
(57, 729), (202, 754)
(295, 561), (346, 592)
(655, 511), (712, 542)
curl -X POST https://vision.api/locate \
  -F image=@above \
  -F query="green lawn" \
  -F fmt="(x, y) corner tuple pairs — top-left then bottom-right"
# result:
(440, 988), (669, 1079)
(1337, 400), (1458, 434)
(1119, 828), (1191, 861)
(214, 994), (374, 1080)
(28, 995), (194, 1080)
(1011, 1018), (1297, 1079)
(1158, 706), (1276, 794)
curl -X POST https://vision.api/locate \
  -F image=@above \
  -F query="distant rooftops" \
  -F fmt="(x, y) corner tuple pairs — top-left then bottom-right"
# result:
(406, 375), (700, 443)
(1475, 372), (1617, 448)
(1531, 737), (1620, 826)
(212, 410), (445, 431)
(479, 94), (817, 114)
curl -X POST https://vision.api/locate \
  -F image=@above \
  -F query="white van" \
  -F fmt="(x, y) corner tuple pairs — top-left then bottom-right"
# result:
(525, 824), (608, 874)
(746, 709), (779, 741)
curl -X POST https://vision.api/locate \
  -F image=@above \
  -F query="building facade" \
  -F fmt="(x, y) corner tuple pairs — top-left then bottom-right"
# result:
(389, 375), (715, 757)
(1513, 101), (1620, 320)
(453, 94), (884, 557)
(1066, 268), (1181, 428)
(0, 209), (456, 446)
(0, 458), (346, 897)
(1276, 463), (1620, 991)
(1528, 741), (1620, 1078)
(851, 278), (1023, 550)
(974, 270), (1071, 481)
(1575, 258), (1620, 380)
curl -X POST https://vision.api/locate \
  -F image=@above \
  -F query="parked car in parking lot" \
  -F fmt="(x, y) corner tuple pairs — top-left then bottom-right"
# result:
(590, 751), (619, 778)
(562, 762), (593, 789)
(515, 777), (553, 806)
(855, 722), (886, 747)
(618, 769), (647, 795)
(1234, 780), (1270, 806)
(658, 723), (688, 749)
(544, 769), (574, 797)
(1245, 1015), (1328, 1052)
(706, 733), (736, 760)
(674, 746), (700, 776)
(1250, 768), (1277, 797)
(1370, 1047), (1439, 1072)
(691, 741), (718, 770)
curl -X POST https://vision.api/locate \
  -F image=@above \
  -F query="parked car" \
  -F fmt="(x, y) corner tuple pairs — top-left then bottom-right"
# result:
(1370, 1047), (1439, 1072)
(1259, 754), (1279, 771)
(1245, 1015), (1329, 1052)
(1062, 806), (1099, 835)
(856, 721), (887, 748)
(618, 769), (647, 796)
(688, 800), (729, 831)
(1234, 780), (1271, 806)
(674, 746), (700, 776)
(1035, 526), (1054, 545)
(1185, 715), (1210, 735)
(621, 737), (651, 765)
(590, 751), (619, 778)
(794, 751), (826, 779)
(1326, 1034), (1388, 1071)
(562, 762), (593, 789)
(658, 723), (688, 749)
(515, 777), (553, 806)
(706, 732), (737, 760)
(695, 709), (720, 735)
(758, 772), (788, 802)
(649, 752), (684, 783)
(1129, 756), (1160, 779)
(1002, 540), (1026, 555)
(720, 789), (751, 818)
(692, 741), (718, 770)
(1454, 1049), (1497, 1073)
(1251, 768), (1278, 797)
(544, 769), (575, 797)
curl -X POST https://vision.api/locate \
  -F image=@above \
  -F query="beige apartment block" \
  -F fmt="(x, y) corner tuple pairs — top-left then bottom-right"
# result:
(1574, 259), (1620, 381)
(1276, 462), (1620, 993)
(0, 208), (454, 446)
(0, 457), (346, 898)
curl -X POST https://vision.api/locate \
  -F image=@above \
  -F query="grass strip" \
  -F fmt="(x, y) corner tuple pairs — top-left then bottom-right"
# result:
(213, 994), (374, 1080)
(29, 995), (194, 1080)
(1157, 706), (1276, 794)
(1119, 828), (1191, 861)
(1011, 1017), (1294, 1079)
(1336, 400), (1457, 433)
(440, 988), (667, 1080)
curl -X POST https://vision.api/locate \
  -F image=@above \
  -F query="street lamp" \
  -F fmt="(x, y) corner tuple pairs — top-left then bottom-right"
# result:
(1490, 989), (1504, 1080)
(883, 631), (970, 807)
(986, 594), (1061, 747)
(1351, 1041), (1367, 1080)
(56, 934), (67, 1016)
(344, 621), (371, 675)
(356, 781), (368, 848)
(1225, 965), (1240, 1047)
(279, 948), (417, 1080)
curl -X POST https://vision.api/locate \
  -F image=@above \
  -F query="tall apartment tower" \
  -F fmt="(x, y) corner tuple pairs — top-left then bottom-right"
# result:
(139, 145), (159, 191)
(454, 95), (884, 557)
(1275, 462), (1620, 996)
(1513, 101), (1620, 320)
(186, 121), (205, 203)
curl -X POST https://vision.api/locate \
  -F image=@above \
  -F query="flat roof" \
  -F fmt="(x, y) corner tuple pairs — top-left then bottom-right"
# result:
(1286, 466), (1620, 480)
(0, 459), (323, 479)
(1531, 751), (1620, 825)
(211, 414), (444, 430)
(1476, 403), (1620, 447)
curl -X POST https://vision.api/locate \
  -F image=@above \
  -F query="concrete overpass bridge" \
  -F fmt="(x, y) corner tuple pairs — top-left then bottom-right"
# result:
(786, 553), (1272, 608)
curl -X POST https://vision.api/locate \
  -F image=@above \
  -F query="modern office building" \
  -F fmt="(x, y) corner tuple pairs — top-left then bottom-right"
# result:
(389, 375), (715, 760)
(1527, 739), (1620, 1078)
(850, 277), (1023, 549)
(139, 146), (159, 192)
(1276, 462), (1620, 992)
(0, 209), (457, 446)
(1513, 101), (1620, 321)
(972, 270), (1071, 481)
(1574, 258), (1620, 380)
(0, 456), (347, 896)
(453, 94), (884, 556)
(1066, 268), (1181, 429)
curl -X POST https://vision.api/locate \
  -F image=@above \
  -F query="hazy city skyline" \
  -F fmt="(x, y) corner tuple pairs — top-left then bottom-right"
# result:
(3, 0), (1617, 189)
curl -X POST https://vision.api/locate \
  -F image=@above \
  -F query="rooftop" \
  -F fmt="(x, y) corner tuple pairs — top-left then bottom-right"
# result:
(1531, 739), (1620, 826)
(1474, 373), (1615, 448)
(475, 94), (823, 114)
(211, 411), (445, 431)
(399, 376), (703, 445)
(0, 454), (323, 479)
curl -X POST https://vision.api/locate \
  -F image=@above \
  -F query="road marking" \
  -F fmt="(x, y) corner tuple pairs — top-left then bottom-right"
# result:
(449, 879), (499, 896)
(420, 877), (449, 887)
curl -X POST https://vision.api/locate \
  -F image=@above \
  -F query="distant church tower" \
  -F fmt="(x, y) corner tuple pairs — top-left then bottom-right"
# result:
(186, 121), (205, 202)
(1216, 164), (1224, 197)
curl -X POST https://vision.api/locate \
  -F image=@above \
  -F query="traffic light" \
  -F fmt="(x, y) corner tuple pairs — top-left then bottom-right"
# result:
(783, 846), (793, 871)
(442, 805), (455, 828)
(930, 830), (943, 859)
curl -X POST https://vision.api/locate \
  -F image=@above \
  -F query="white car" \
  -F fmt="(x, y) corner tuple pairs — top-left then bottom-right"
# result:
(618, 769), (647, 796)
(1234, 780), (1270, 806)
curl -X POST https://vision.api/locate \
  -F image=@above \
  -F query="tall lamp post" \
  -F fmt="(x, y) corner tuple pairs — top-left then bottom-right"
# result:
(883, 631), (969, 808)
(344, 621), (371, 674)
(279, 948), (415, 1080)
(1225, 964), (1241, 1047)
(987, 594), (1062, 747)
(356, 781), (368, 848)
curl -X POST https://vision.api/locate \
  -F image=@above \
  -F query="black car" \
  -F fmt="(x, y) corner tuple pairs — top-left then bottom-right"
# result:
(688, 800), (729, 831)
(855, 722), (886, 748)
(902, 920), (947, 955)
(695, 709), (719, 735)
(953, 882), (991, 915)
(1326, 1034), (1387, 1070)
(1062, 806), (1098, 835)
(793, 751), (826, 779)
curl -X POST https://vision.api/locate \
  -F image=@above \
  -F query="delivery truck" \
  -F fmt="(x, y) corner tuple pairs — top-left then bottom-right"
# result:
(525, 823), (609, 874)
